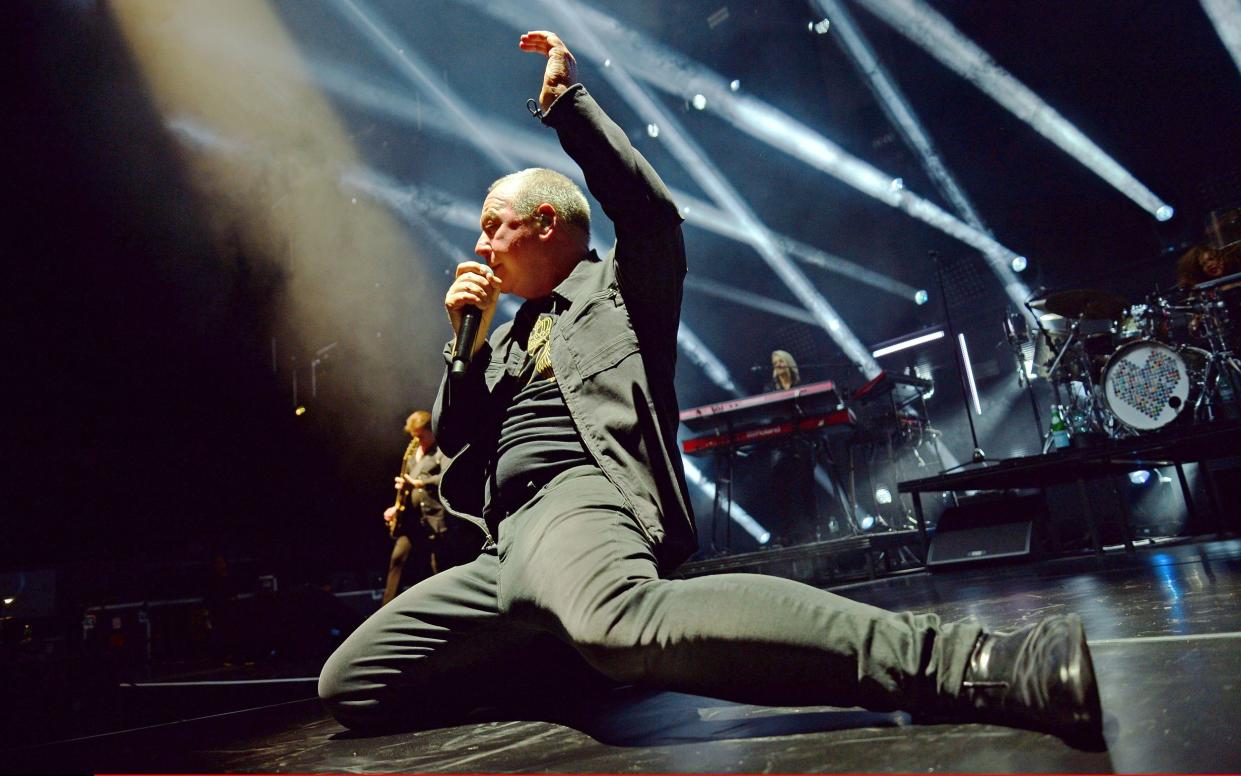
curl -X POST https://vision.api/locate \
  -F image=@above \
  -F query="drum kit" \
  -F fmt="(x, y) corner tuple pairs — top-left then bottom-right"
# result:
(1026, 270), (1241, 446)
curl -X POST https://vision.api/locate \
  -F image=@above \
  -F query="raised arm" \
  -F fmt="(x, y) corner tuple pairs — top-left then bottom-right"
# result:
(521, 32), (685, 362)
(521, 31), (681, 240)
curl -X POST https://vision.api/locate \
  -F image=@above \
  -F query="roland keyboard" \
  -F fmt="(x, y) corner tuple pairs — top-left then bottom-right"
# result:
(681, 408), (857, 455)
(678, 380), (842, 433)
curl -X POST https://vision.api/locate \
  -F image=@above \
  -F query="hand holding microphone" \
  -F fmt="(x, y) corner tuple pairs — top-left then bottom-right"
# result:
(445, 262), (502, 379)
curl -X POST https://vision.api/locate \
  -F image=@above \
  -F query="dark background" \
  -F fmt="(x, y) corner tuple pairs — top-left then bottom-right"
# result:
(4, 0), (1239, 596)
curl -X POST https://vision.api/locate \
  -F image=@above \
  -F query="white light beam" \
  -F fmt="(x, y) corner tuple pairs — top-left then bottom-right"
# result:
(853, 0), (1175, 220)
(550, 1), (881, 377)
(449, 0), (1035, 289)
(1201, 0), (1241, 80)
(166, 25), (920, 304)
(683, 458), (770, 544)
(326, 0), (510, 169)
(812, 0), (1033, 318)
(685, 276), (817, 326)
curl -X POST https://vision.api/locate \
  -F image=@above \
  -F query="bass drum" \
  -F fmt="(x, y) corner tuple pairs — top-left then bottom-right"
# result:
(1102, 340), (1192, 431)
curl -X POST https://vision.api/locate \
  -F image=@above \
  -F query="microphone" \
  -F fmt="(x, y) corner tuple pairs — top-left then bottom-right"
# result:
(449, 266), (493, 381)
(449, 305), (482, 380)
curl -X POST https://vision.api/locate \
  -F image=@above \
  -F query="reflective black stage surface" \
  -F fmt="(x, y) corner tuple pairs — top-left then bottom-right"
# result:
(7, 538), (1241, 774)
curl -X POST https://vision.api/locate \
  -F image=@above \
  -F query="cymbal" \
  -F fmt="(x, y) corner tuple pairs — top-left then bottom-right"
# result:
(1040, 288), (1128, 320)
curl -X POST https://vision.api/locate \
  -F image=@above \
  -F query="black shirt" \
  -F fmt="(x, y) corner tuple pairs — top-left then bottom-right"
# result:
(489, 302), (592, 511)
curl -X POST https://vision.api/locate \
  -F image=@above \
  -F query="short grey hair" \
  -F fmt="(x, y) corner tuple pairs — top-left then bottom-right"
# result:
(488, 167), (590, 239)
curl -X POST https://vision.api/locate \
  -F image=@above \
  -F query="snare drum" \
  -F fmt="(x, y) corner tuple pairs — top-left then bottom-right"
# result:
(1102, 339), (1192, 431)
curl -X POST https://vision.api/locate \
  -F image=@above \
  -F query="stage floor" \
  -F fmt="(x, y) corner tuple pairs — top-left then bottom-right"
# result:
(8, 537), (1241, 774)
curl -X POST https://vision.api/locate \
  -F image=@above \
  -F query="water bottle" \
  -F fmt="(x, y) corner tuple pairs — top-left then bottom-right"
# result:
(1218, 372), (1238, 419)
(1050, 405), (1071, 450)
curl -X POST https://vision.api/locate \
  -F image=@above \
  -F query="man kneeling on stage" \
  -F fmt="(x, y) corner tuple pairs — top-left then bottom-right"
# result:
(319, 30), (1102, 742)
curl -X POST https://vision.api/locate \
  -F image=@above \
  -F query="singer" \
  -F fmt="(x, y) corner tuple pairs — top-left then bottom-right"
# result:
(319, 30), (1101, 743)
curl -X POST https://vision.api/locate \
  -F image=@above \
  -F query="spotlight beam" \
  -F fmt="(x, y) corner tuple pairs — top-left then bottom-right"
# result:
(450, 0), (1035, 287)
(1201, 0), (1241, 79)
(549, 1), (881, 377)
(686, 276), (817, 326)
(167, 25), (920, 305)
(683, 458), (770, 544)
(852, 0), (1175, 220)
(811, 0), (1032, 318)
(303, 56), (919, 301)
(813, 0), (985, 231)
(323, 0), (749, 395)
(675, 195), (920, 299)
(676, 325), (743, 398)
(324, 0), (510, 169)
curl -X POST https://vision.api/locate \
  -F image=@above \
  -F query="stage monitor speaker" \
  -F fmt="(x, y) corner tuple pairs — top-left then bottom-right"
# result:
(926, 492), (1044, 569)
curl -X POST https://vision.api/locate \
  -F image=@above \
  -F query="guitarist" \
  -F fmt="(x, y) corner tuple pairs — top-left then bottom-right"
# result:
(381, 410), (446, 605)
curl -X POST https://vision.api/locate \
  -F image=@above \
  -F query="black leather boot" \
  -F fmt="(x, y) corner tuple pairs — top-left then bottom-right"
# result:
(957, 614), (1103, 741)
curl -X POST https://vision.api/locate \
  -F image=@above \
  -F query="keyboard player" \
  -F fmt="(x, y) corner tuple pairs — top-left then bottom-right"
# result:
(764, 350), (818, 545)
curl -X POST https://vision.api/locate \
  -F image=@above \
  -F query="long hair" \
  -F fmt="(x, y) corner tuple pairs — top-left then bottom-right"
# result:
(1177, 244), (1241, 287)
(771, 349), (800, 387)
(1176, 245), (1211, 288)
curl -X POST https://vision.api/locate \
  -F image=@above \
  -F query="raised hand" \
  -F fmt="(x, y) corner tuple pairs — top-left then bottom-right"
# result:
(519, 31), (578, 113)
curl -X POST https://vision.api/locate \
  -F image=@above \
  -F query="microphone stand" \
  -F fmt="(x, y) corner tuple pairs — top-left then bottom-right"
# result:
(1003, 311), (1046, 449)
(932, 251), (985, 468)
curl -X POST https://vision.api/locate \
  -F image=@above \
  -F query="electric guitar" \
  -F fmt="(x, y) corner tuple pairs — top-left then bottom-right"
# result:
(388, 474), (416, 539)
(388, 440), (421, 539)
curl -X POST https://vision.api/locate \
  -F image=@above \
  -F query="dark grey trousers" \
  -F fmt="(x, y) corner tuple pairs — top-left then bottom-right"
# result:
(318, 466), (982, 729)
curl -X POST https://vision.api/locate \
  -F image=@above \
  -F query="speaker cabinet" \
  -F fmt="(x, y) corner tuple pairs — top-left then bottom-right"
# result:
(926, 492), (1044, 569)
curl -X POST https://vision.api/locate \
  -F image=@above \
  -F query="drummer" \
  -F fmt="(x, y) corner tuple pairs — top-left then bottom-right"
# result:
(1176, 243), (1241, 288)
(1175, 242), (1241, 351)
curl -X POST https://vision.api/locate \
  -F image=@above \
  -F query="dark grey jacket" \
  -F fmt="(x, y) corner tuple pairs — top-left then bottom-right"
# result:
(432, 84), (696, 572)
(402, 443), (446, 534)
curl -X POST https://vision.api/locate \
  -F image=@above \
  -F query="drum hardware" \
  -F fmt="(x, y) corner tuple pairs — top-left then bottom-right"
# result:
(1027, 289), (1159, 445)
(1117, 297), (1175, 344)
(1181, 286), (1241, 421)
(1004, 310), (1049, 452)
(1193, 351), (1241, 421)
(1017, 256), (1241, 443)
(1011, 275), (1241, 449)
(1042, 313), (1110, 436)
(1037, 288), (1129, 321)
